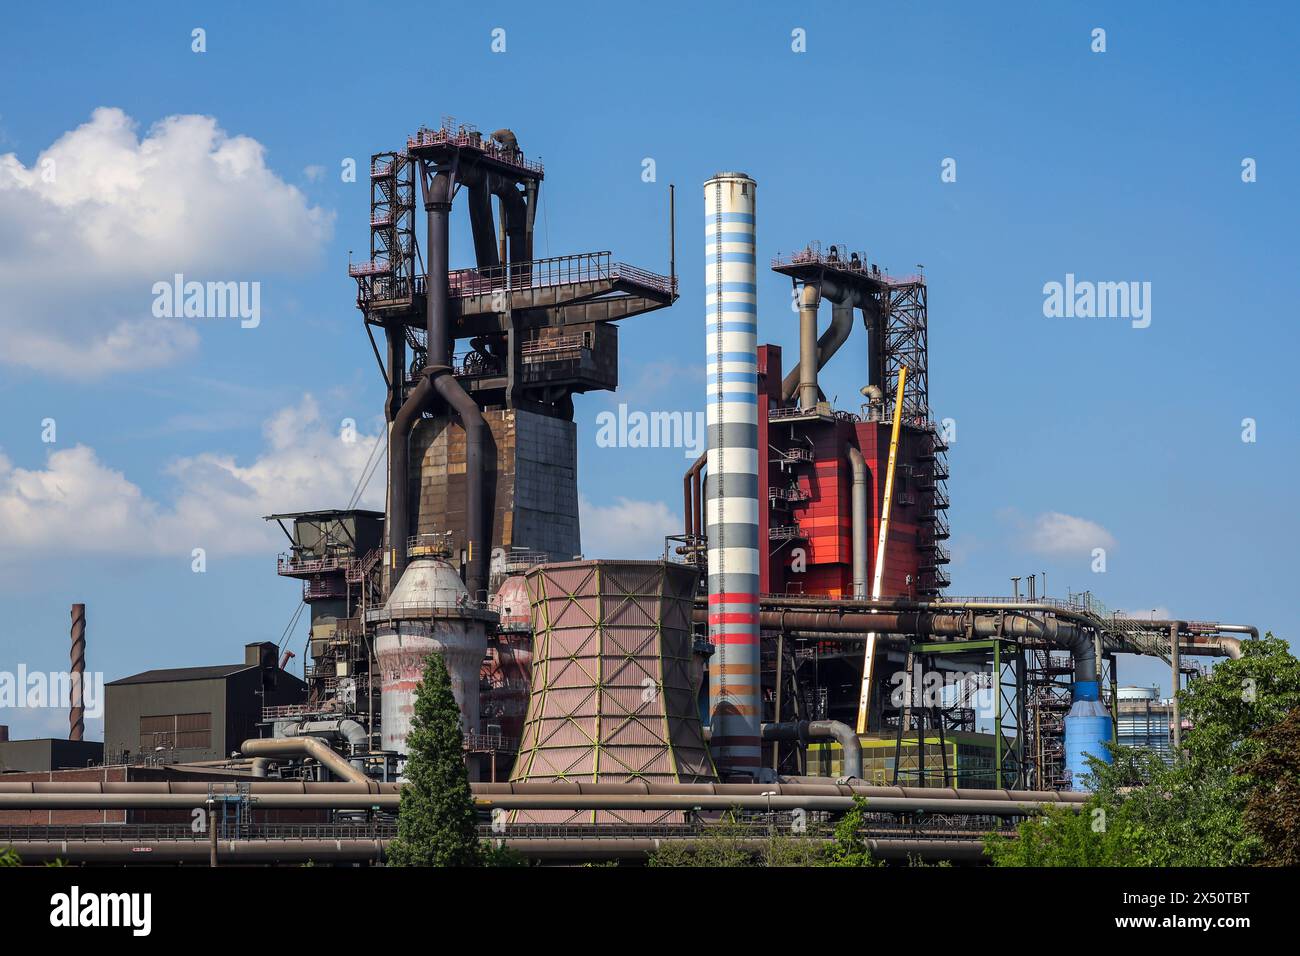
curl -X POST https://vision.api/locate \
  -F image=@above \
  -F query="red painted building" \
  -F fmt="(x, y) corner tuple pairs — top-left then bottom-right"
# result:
(758, 344), (949, 601)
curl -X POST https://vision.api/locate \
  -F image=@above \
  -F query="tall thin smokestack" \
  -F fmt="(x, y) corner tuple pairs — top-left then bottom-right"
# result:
(69, 603), (85, 741)
(704, 172), (761, 779)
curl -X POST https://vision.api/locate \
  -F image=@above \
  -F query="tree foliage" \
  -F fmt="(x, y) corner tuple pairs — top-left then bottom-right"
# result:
(648, 799), (881, 867)
(1240, 706), (1300, 866)
(821, 797), (883, 867)
(386, 652), (484, 867)
(987, 633), (1300, 867)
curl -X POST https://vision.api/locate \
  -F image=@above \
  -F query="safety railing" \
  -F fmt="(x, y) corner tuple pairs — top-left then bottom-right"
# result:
(347, 259), (393, 277)
(406, 122), (545, 176)
(463, 732), (519, 752)
(771, 248), (924, 287)
(447, 251), (675, 298)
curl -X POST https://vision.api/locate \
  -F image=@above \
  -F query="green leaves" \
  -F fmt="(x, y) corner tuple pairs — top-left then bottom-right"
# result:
(386, 653), (484, 868)
(987, 632), (1300, 867)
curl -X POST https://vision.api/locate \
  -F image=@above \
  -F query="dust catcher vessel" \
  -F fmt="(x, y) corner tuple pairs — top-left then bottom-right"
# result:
(368, 535), (495, 772)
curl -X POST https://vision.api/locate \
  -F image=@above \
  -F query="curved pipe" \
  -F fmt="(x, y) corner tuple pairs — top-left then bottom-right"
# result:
(781, 276), (869, 403)
(239, 738), (373, 786)
(283, 719), (369, 771)
(845, 446), (868, 599)
(763, 720), (863, 779)
(430, 367), (490, 598)
(683, 453), (705, 538)
(387, 374), (436, 582)
(390, 167), (492, 594)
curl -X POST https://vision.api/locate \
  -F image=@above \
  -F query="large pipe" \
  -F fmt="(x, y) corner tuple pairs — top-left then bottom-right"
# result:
(424, 165), (491, 598)
(796, 283), (821, 409)
(763, 720), (862, 779)
(846, 446), (868, 599)
(0, 837), (990, 865)
(704, 172), (762, 779)
(69, 603), (85, 741)
(0, 790), (1074, 816)
(281, 719), (368, 771)
(430, 368), (491, 598)
(239, 737), (373, 785)
(387, 374), (436, 582)
(781, 277), (861, 403)
(466, 181), (501, 270)
(389, 166), (492, 595)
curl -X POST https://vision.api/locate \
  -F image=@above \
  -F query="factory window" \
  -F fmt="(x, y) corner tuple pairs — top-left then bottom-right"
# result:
(139, 712), (212, 752)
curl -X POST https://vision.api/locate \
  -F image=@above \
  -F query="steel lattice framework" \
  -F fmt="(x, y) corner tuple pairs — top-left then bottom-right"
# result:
(881, 280), (930, 424)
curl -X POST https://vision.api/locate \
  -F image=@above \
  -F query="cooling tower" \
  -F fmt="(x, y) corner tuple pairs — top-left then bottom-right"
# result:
(704, 172), (762, 779)
(511, 560), (716, 786)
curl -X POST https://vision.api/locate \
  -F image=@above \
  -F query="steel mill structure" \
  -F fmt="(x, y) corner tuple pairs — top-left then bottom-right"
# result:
(0, 117), (1264, 865)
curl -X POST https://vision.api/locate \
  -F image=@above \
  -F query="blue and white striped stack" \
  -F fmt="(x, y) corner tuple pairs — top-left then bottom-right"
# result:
(703, 172), (761, 778)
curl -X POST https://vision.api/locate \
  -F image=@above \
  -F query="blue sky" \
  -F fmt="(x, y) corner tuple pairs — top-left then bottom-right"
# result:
(1, 1), (1296, 739)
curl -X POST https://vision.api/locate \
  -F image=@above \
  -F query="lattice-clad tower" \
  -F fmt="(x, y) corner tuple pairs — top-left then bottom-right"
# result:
(511, 560), (715, 790)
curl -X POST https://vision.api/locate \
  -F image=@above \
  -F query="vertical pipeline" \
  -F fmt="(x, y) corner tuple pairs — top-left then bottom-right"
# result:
(704, 173), (761, 778)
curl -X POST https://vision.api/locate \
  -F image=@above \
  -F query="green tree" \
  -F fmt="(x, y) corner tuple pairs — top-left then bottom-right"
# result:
(647, 813), (761, 867)
(0, 847), (19, 867)
(984, 802), (1136, 867)
(1240, 706), (1300, 866)
(987, 633), (1300, 867)
(821, 797), (882, 867)
(386, 653), (483, 867)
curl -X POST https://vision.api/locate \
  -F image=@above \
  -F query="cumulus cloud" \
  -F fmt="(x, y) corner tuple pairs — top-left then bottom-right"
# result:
(579, 496), (677, 560)
(1025, 511), (1116, 555)
(0, 107), (333, 374)
(0, 395), (382, 558)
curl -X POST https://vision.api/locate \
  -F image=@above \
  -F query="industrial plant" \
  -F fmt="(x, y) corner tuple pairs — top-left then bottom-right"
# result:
(0, 118), (1261, 865)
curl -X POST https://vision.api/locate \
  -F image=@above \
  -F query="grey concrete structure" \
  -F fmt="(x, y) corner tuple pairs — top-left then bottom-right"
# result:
(104, 643), (306, 764)
(0, 738), (103, 773)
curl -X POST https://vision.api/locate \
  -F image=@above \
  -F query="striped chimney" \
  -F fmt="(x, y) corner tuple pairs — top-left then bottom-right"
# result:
(70, 603), (85, 741)
(704, 172), (761, 778)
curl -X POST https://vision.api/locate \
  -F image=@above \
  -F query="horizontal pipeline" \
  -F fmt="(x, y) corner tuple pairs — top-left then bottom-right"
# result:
(0, 836), (986, 865)
(0, 792), (1076, 816)
(0, 779), (1086, 801)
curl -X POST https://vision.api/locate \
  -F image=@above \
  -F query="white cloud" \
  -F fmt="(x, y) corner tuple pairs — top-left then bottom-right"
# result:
(1025, 511), (1116, 555)
(303, 164), (326, 182)
(0, 107), (333, 375)
(0, 395), (382, 559)
(579, 495), (678, 560)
